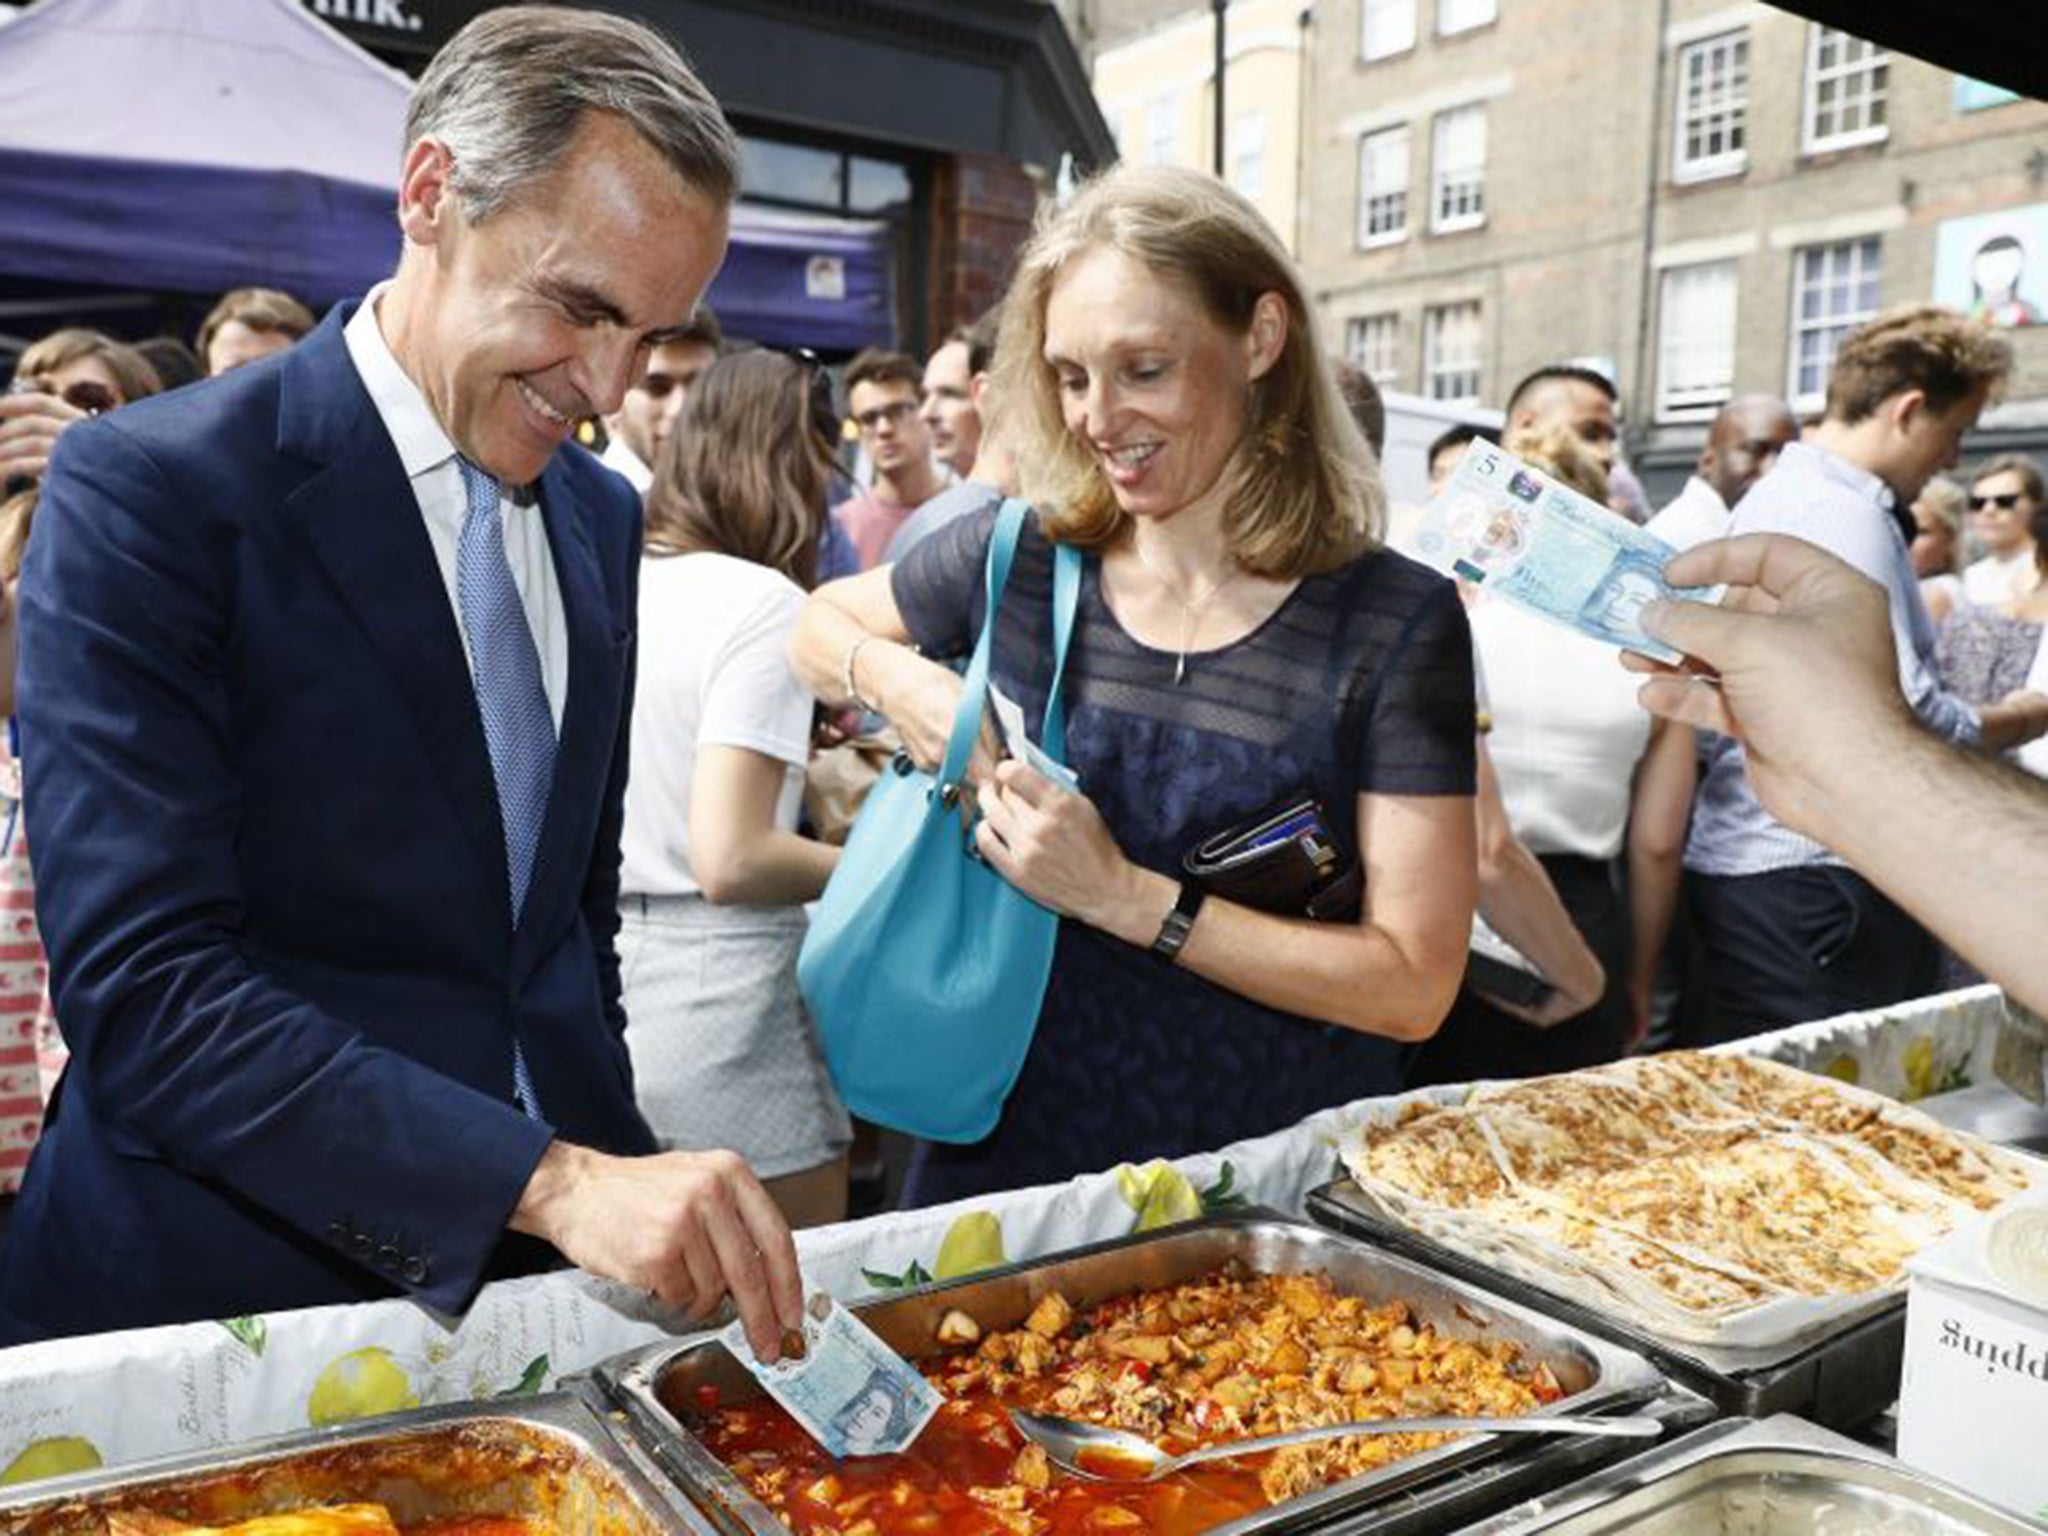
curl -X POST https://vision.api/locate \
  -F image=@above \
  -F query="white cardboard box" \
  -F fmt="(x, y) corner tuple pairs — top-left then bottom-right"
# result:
(1899, 1184), (2048, 1525)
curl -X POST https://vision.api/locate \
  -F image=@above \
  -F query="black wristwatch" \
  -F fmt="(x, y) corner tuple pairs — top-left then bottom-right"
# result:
(1150, 880), (1208, 965)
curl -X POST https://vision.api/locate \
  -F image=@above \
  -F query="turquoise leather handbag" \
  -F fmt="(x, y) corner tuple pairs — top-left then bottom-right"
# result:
(798, 500), (1082, 1143)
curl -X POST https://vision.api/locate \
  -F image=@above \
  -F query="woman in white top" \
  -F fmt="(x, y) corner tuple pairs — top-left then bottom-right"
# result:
(1409, 426), (1694, 1082)
(618, 350), (850, 1227)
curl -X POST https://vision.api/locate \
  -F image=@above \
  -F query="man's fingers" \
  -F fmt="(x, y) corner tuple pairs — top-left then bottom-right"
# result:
(1662, 532), (1840, 593)
(1636, 674), (1733, 736)
(1640, 594), (1752, 667)
(731, 1174), (805, 1332)
(703, 1198), (780, 1360)
(673, 1203), (725, 1323)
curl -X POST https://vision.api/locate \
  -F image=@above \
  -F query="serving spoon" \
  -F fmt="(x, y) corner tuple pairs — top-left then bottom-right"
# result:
(1008, 1409), (1663, 1483)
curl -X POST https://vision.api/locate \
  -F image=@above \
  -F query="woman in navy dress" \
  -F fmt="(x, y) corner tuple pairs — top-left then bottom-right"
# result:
(791, 165), (1477, 1204)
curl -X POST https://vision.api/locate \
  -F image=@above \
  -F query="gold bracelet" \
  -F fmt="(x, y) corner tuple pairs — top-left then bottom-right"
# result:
(842, 634), (880, 713)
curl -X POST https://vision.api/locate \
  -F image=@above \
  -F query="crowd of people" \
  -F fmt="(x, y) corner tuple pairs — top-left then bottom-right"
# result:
(0, 3), (2044, 1354)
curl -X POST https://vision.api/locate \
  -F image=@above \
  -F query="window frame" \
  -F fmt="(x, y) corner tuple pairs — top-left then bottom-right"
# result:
(1802, 25), (1890, 155)
(1786, 236), (1883, 411)
(1360, 0), (1418, 62)
(1430, 104), (1487, 235)
(1423, 301), (1484, 406)
(1356, 124), (1412, 249)
(1672, 29), (1749, 184)
(1655, 260), (1741, 421)
(1231, 111), (1268, 198)
(1143, 92), (1181, 167)
(1345, 313), (1402, 387)
(1435, 0), (1498, 38)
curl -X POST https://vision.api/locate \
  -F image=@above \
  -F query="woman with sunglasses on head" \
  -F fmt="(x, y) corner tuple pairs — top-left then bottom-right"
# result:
(792, 166), (1476, 1205)
(0, 328), (160, 1222)
(615, 349), (852, 1229)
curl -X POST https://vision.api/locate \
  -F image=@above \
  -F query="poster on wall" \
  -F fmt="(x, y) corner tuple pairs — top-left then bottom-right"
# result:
(1952, 77), (2022, 113)
(1933, 205), (2048, 328)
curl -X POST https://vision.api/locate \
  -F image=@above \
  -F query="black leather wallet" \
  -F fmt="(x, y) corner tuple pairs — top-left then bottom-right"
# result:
(1182, 794), (1363, 922)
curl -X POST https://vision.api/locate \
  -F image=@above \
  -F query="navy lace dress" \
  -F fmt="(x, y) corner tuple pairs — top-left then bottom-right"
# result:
(890, 506), (1474, 1205)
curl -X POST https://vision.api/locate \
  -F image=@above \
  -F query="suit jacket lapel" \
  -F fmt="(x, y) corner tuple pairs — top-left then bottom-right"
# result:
(277, 311), (511, 910)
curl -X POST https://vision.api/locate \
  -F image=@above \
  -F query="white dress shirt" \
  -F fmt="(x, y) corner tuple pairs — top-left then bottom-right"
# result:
(1686, 442), (1977, 878)
(599, 434), (653, 495)
(344, 289), (567, 731)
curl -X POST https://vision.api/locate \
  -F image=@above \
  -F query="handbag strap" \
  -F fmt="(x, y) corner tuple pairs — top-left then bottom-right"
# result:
(936, 500), (1084, 792)
(1041, 540), (1082, 759)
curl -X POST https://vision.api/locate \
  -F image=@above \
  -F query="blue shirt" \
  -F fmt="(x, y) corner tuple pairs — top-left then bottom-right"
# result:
(1685, 441), (1980, 878)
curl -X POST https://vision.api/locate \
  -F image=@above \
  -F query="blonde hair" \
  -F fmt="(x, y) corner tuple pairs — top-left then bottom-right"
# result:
(1504, 423), (1610, 506)
(1825, 304), (2013, 425)
(991, 164), (1383, 578)
(1914, 475), (1967, 536)
(644, 350), (830, 589)
(18, 328), (161, 405)
(0, 489), (35, 585)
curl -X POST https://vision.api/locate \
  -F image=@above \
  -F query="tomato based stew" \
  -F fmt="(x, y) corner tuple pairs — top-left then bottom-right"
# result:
(696, 1266), (1563, 1535)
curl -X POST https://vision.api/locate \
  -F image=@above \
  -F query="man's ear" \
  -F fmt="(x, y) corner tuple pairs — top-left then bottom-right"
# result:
(397, 138), (459, 247)
(969, 372), (994, 411)
(1245, 292), (1289, 383)
(1887, 387), (1929, 437)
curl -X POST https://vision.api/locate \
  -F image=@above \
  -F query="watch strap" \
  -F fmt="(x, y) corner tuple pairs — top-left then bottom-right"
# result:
(1151, 880), (1208, 964)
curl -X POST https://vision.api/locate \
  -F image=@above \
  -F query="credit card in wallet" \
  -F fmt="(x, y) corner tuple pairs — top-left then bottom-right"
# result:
(1205, 801), (1339, 872)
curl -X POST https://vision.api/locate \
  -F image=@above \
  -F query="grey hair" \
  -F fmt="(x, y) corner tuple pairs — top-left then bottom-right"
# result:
(405, 5), (740, 223)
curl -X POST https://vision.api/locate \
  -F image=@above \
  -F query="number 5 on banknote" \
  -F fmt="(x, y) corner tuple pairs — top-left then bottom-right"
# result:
(1411, 442), (1708, 664)
(721, 1291), (944, 1459)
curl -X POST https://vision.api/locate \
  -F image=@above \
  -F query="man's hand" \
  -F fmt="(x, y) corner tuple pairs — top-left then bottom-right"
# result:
(0, 389), (89, 488)
(1626, 535), (1913, 837)
(510, 1142), (804, 1360)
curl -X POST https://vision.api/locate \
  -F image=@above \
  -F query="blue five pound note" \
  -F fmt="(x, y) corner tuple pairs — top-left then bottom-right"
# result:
(720, 1291), (943, 1459)
(1411, 442), (1706, 664)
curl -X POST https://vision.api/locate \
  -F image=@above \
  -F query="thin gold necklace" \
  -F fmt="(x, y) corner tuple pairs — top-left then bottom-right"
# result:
(1129, 537), (1240, 684)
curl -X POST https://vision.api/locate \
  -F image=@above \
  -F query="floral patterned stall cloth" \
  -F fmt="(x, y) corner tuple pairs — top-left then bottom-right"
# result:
(0, 732), (64, 1196)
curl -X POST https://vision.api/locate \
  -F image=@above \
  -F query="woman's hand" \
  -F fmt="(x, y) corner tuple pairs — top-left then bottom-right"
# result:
(973, 760), (1167, 940)
(884, 652), (1002, 787)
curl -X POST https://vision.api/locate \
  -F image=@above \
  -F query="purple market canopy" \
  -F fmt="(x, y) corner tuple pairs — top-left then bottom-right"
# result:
(0, 0), (409, 304)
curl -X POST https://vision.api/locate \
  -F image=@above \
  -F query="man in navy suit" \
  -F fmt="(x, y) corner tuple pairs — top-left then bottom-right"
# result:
(0, 7), (803, 1352)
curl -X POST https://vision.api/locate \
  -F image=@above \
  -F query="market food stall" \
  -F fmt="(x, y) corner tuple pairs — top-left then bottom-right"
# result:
(0, 984), (2037, 1533)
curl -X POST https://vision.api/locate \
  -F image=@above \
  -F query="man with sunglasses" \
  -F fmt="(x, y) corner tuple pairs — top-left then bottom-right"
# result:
(598, 309), (723, 494)
(835, 348), (946, 569)
(1961, 453), (2044, 612)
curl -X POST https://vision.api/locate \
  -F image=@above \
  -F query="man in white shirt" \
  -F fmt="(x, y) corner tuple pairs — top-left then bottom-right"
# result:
(1681, 305), (2048, 1041)
(1645, 395), (1798, 552)
(1961, 452), (2044, 610)
(599, 309), (723, 493)
(1, 8), (803, 1349)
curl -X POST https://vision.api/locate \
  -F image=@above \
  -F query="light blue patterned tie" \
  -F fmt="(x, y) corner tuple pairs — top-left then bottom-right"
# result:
(456, 458), (555, 1117)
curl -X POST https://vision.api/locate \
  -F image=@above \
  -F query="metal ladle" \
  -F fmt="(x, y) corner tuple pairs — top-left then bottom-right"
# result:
(1008, 1408), (1663, 1483)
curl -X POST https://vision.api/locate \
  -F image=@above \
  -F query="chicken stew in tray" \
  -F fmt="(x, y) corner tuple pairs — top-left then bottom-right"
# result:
(696, 1264), (1565, 1536)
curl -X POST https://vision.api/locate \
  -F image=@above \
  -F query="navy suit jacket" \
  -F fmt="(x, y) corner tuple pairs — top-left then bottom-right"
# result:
(0, 306), (656, 1342)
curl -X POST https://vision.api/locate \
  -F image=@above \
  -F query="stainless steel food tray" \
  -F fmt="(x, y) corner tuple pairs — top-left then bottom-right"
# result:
(1307, 1178), (1904, 1430)
(600, 1211), (1691, 1536)
(0, 1389), (712, 1535)
(1448, 1414), (2040, 1534)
